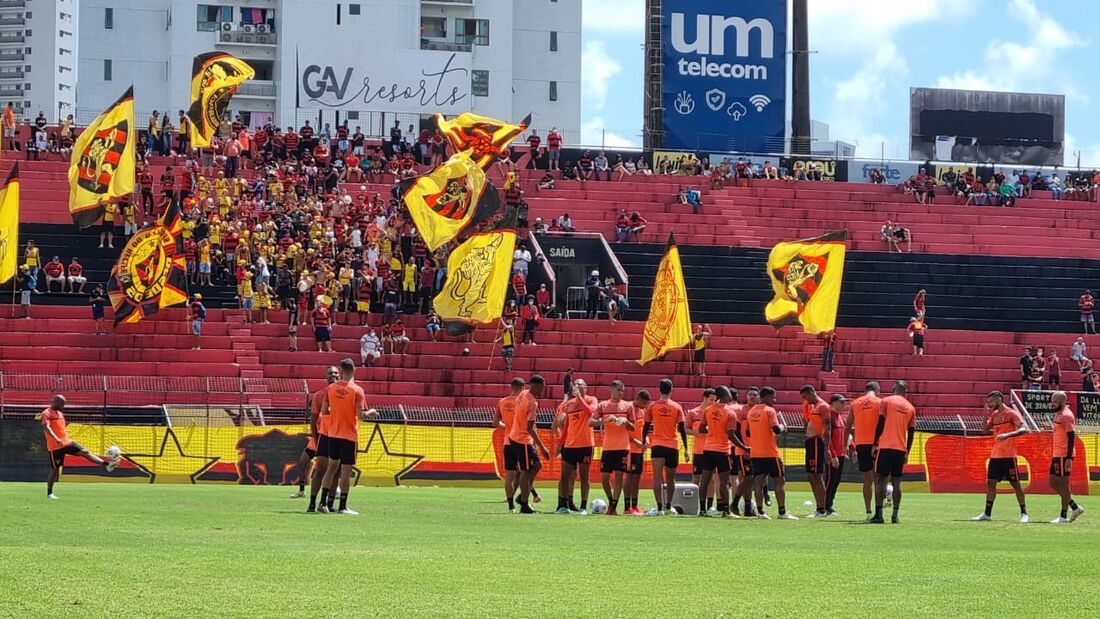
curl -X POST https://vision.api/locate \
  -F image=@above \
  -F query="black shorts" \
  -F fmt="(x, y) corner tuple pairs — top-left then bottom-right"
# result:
(505, 441), (539, 471)
(751, 457), (784, 479)
(692, 453), (705, 475)
(92, 306), (105, 320)
(50, 442), (85, 469)
(732, 454), (751, 476)
(805, 438), (827, 474)
(987, 457), (1019, 482)
(856, 444), (874, 472)
(315, 435), (332, 458)
(650, 445), (680, 469)
(324, 437), (357, 465)
(698, 450), (732, 473)
(314, 326), (331, 342)
(304, 448), (316, 459)
(694, 348), (706, 363)
(600, 449), (628, 473)
(875, 448), (906, 478)
(101, 221), (115, 233)
(912, 333), (925, 348)
(627, 453), (644, 475)
(1049, 457), (1072, 477)
(561, 446), (593, 467)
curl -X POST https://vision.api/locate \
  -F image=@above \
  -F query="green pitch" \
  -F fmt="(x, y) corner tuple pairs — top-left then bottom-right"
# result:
(1, 483), (1097, 618)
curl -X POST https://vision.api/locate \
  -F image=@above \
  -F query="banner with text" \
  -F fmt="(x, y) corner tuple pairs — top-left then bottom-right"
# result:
(849, 159), (922, 184)
(295, 47), (471, 115)
(660, 0), (787, 152)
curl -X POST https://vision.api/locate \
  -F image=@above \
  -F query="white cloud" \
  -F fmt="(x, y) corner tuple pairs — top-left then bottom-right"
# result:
(581, 40), (622, 112)
(581, 116), (638, 148)
(582, 0), (644, 33)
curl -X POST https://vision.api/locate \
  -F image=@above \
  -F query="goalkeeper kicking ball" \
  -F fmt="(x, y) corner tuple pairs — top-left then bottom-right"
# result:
(590, 499), (608, 514)
(106, 446), (121, 459)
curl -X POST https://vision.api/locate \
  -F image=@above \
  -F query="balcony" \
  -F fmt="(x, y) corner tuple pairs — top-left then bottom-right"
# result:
(0, 52), (23, 61)
(0, 1), (27, 8)
(0, 69), (23, 79)
(0, 35), (23, 45)
(420, 38), (472, 52)
(0, 16), (23, 26)
(422, 0), (474, 5)
(216, 30), (277, 46)
(234, 80), (276, 98)
(0, 87), (22, 97)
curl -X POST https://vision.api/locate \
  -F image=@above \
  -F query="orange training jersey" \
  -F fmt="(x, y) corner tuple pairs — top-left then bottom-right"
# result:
(746, 404), (780, 458)
(41, 407), (72, 451)
(988, 407), (1023, 459)
(848, 394), (881, 445)
(734, 405), (750, 456)
(497, 394), (519, 433)
(702, 402), (736, 453)
(1052, 406), (1076, 458)
(326, 380), (365, 443)
(646, 399), (686, 450)
(629, 404), (647, 454)
(562, 395), (598, 448)
(687, 405), (707, 455)
(597, 399), (634, 452)
(508, 390), (538, 445)
(803, 399), (830, 439)
(878, 395), (916, 453)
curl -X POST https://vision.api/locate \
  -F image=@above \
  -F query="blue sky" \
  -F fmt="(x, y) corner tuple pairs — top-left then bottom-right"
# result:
(581, 0), (1100, 163)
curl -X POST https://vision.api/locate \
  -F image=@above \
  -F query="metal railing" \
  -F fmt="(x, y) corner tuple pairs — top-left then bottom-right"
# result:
(216, 30), (277, 45)
(419, 39), (472, 53)
(235, 81), (276, 97)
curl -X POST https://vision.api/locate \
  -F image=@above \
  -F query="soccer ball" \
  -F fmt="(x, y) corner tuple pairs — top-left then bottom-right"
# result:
(590, 499), (608, 514)
(106, 446), (121, 459)
(885, 483), (894, 506)
(462, 348), (471, 356)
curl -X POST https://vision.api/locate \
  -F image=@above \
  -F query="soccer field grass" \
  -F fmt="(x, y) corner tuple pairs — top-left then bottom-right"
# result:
(1, 484), (1097, 618)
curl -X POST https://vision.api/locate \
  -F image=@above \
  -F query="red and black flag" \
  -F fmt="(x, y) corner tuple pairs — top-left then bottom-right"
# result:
(68, 86), (136, 229)
(186, 52), (255, 147)
(107, 200), (189, 326)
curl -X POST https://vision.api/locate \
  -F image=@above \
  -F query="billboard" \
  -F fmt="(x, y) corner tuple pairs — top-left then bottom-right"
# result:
(909, 87), (1065, 166)
(661, 0), (787, 153)
(850, 159), (922, 184)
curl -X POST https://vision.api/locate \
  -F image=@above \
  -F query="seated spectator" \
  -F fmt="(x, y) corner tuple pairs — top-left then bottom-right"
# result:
(869, 168), (886, 184)
(635, 157), (652, 175)
(657, 157), (671, 175)
(998, 180), (1017, 207)
(676, 186), (703, 214)
(614, 210), (631, 243)
(1032, 171), (1048, 191)
(594, 151), (611, 181)
(881, 220), (912, 253)
(629, 211), (648, 241)
(561, 160), (578, 180)
(531, 217), (548, 234)
(67, 257), (87, 293)
(425, 309), (442, 342)
(709, 166), (725, 190)
(1071, 337), (1087, 364)
(763, 160), (779, 180)
(1049, 173), (1064, 200)
(953, 176), (973, 205)
(578, 151), (594, 181)
(613, 155), (631, 181)
(384, 319), (410, 355)
(941, 169), (957, 188)
(537, 172), (556, 190)
(43, 256), (66, 293)
(535, 282), (554, 318)
(922, 178), (937, 204)
(558, 213), (575, 233)
(1016, 170), (1031, 197)
(360, 328), (382, 367)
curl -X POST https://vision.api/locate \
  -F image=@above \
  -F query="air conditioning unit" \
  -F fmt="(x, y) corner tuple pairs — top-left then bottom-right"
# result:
(219, 22), (235, 32)
(255, 24), (270, 34)
(241, 24), (255, 33)
(219, 32), (233, 42)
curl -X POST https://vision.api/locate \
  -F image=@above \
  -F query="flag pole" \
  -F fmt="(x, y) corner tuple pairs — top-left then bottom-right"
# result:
(486, 320), (501, 371)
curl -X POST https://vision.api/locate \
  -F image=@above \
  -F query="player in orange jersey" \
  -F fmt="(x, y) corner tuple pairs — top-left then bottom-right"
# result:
(870, 380), (916, 524)
(687, 388), (717, 511)
(555, 378), (599, 514)
(731, 387), (760, 517)
(315, 358), (378, 515)
(799, 385), (833, 518)
(971, 391), (1030, 523)
(845, 381), (881, 518)
(696, 386), (748, 516)
(746, 387), (795, 519)
(1048, 391), (1085, 524)
(293, 366), (338, 499)
(507, 375), (550, 514)
(592, 380), (636, 515)
(643, 378), (689, 515)
(41, 395), (119, 499)
(494, 377), (541, 512)
(623, 390), (651, 515)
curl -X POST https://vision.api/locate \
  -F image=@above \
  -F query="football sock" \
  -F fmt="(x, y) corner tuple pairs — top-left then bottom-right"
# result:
(318, 488), (329, 507)
(873, 505), (883, 519)
(531, 489), (541, 500)
(609, 499), (618, 511)
(706, 497), (714, 511)
(985, 500), (994, 517)
(298, 482), (305, 492)
(580, 499), (587, 511)
(568, 498), (578, 511)
(1061, 508), (1068, 518)
(556, 496), (566, 510)
(308, 495), (317, 510)
(339, 491), (348, 511)
(507, 496), (515, 510)
(47, 482), (53, 495)
(778, 506), (787, 516)
(1019, 503), (1027, 514)
(1070, 500), (1080, 510)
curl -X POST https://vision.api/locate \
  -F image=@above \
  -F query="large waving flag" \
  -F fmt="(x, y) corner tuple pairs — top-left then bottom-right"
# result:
(186, 52), (255, 147)
(638, 233), (693, 366)
(434, 209), (518, 336)
(435, 112), (530, 170)
(107, 200), (189, 326)
(0, 164), (18, 283)
(69, 87), (136, 229)
(765, 230), (847, 334)
(400, 151), (501, 252)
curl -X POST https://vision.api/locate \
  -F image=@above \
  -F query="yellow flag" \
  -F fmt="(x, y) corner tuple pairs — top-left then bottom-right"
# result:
(0, 164), (18, 284)
(765, 231), (847, 334)
(400, 151), (500, 252)
(68, 86), (136, 229)
(186, 52), (255, 147)
(434, 210), (518, 335)
(435, 112), (530, 170)
(107, 200), (189, 326)
(639, 233), (693, 366)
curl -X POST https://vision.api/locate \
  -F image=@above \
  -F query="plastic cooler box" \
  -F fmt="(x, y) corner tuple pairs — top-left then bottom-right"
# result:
(669, 482), (700, 516)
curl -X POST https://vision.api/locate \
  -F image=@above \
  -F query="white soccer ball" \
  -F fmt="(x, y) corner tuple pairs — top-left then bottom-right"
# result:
(106, 446), (121, 459)
(590, 499), (608, 514)
(885, 483), (894, 506)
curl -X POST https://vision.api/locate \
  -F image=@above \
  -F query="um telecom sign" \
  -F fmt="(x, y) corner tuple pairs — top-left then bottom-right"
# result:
(661, 0), (787, 153)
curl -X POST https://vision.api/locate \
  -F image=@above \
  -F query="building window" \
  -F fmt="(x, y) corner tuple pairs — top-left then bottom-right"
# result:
(24, 12), (31, 19)
(421, 17), (446, 39)
(471, 70), (489, 97)
(23, 83), (29, 91)
(349, 4), (361, 15)
(549, 81), (558, 101)
(24, 48), (30, 55)
(105, 8), (113, 29)
(24, 65), (30, 73)
(456, 19), (489, 46)
(550, 31), (558, 52)
(103, 59), (112, 81)
(197, 5), (232, 31)
(24, 30), (31, 36)
(347, 111), (360, 120)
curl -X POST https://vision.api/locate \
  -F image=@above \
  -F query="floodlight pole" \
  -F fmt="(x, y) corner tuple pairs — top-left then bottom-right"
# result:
(790, 0), (811, 156)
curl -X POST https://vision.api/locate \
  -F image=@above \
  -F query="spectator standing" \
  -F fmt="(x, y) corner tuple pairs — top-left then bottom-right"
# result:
(820, 330), (837, 372)
(512, 243), (532, 277)
(692, 323), (712, 376)
(520, 296), (540, 345)
(913, 289), (927, 318)
(15, 265), (30, 318)
(907, 316), (927, 355)
(188, 293), (206, 349)
(1080, 358), (1095, 391)
(1019, 347), (1033, 389)
(89, 285), (107, 335)
(585, 270), (601, 318)
(23, 240), (40, 292)
(99, 200), (117, 249)
(312, 298), (333, 353)
(224, 134), (242, 179)
(546, 127), (562, 171)
(1079, 290), (1096, 334)
(388, 120), (402, 157)
(1048, 349), (1061, 387)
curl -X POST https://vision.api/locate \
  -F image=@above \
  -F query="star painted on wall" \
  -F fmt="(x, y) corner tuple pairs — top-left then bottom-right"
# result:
(121, 428), (220, 484)
(355, 423), (425, 486)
